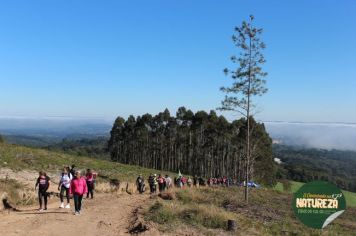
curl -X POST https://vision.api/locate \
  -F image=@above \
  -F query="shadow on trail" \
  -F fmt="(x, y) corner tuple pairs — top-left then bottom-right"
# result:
(18, 211), (71, 215)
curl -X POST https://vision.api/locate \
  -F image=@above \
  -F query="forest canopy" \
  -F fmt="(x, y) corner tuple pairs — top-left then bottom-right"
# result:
(108, 107), (276, 186)
(274, 144), (356, 192)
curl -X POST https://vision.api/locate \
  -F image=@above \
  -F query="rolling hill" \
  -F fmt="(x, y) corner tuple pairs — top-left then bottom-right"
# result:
(0, 142), (355, 235)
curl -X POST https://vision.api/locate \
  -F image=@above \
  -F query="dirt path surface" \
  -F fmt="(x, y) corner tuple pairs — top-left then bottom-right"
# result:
(0, 192), (158, 236)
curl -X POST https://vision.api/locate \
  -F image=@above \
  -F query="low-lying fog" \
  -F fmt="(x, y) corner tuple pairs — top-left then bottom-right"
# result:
(1, 117), (356, 151)
(265, 122), (356, 151)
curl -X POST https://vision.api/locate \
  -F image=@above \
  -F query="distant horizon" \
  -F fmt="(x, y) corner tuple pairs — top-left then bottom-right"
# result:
(1, 114), (356, 125)
(1, 115), (356, 151)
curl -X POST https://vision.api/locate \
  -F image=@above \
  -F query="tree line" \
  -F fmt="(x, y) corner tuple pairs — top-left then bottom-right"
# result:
(274, 144), (356, 192)
(108, 107), (276, 186)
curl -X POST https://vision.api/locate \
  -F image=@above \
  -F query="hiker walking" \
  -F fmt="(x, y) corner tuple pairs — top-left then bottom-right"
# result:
(193, 175), (199, 187)
(35, 171), (50, 211)
(70, 170), (88, 215)
(222, 176), (227, 186)
(136, 175), (145, 194)
(181, 176), (187, 187)
(198, 177), (205, 186)
(58, 166), (72, 209)
(85, 169), (95, 199)
(165, 175), (172, 189)
(70, 164), (76, 177)
(153, 174), (158, 193)
(187, 177), (192, 187)
(176, 176), (183, 188)
(157, 174), (165, 192)
(148, 173), (155, 193)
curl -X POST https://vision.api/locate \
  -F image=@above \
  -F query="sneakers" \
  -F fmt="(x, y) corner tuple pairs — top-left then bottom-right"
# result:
(65, 203), (70, 209)
(59, 203), (64, 208)
(74, 211), (79, 215)
(38, 208), (43, 212)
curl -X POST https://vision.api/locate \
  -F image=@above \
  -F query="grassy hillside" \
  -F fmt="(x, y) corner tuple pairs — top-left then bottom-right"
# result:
(274, 181), (356, 208)
(145, 187), (356, 236)
(0, 143), (176, 182)
(1, 143), (355, 235)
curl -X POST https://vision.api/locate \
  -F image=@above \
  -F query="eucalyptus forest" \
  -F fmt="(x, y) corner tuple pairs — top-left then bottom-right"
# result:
(108, 107), (276, 186)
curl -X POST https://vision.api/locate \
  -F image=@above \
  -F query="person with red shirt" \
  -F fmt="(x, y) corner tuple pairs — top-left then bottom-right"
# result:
(70, 170), (88, 215)
(85, 169), (95, 199)
(157, 174), (165, 192)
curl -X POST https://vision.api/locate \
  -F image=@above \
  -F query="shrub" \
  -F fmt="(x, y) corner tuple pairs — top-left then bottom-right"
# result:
(175, 190), (192, 204)
(281, 179), (292, 192)
(145, 201), (176, 224)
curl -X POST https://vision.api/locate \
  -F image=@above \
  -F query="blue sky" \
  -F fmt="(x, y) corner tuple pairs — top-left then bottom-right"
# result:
(0, 0), (355, 123)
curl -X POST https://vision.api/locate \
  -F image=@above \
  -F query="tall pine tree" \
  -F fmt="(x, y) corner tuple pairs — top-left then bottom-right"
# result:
(219, 15), (268, 203)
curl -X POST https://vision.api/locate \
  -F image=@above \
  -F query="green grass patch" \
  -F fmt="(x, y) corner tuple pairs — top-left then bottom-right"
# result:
(145, 201), (176, 224)
(0, 143), (178, 183)
(145, 187), (356, 235)
(179, 205), (233, 229)
(342, 190), (356, 208)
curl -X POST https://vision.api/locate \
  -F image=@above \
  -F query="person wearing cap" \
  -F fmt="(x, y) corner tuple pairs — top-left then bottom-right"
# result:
(70, 170), (87, 215)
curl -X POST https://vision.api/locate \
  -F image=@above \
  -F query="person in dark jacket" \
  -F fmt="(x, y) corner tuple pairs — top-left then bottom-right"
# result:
(136, 175), (145, 194)
(35, 171), (50, 211)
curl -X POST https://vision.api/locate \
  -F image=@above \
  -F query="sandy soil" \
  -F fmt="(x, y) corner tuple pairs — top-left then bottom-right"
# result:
(0, 193), (159, 236)
(0, 169), (159, 236)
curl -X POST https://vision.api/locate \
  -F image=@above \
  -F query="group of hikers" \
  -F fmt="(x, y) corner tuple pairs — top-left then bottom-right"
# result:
(135, 173), (248, 194)
(35, 166), (252, 214)
(207, 176), (234, 187)
(35, 165), (96, 215)
(135, 173), (207, 194)
(136, 173), (173, 194)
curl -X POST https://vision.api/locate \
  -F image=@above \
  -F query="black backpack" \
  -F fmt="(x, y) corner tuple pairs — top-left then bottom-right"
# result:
(61, 172), (72, 179)
(70, 168), (76, 177)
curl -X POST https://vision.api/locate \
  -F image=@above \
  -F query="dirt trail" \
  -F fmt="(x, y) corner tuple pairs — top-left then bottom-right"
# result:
(0, 192), (159, 236)
(0, 168), (159, 236)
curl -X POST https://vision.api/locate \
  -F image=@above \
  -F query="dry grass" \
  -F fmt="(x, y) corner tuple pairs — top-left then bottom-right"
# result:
(0, 179), (36, 207)
(144, 187), (356, 236)
(0, 142), (178, 184)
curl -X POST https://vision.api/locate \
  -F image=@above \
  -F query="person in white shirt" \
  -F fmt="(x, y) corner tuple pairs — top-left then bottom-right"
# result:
(165, 175), (172, 189)
(58, 166), (73, 209)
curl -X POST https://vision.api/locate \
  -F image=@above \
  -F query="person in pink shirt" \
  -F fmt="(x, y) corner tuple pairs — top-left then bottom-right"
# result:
(85, 169), (95, 199)
(70, 170), (88, 215)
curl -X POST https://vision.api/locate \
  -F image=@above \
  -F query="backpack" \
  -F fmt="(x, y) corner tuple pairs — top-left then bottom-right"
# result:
(70, 168), (76, 177)
(62, 172), (72, 179)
